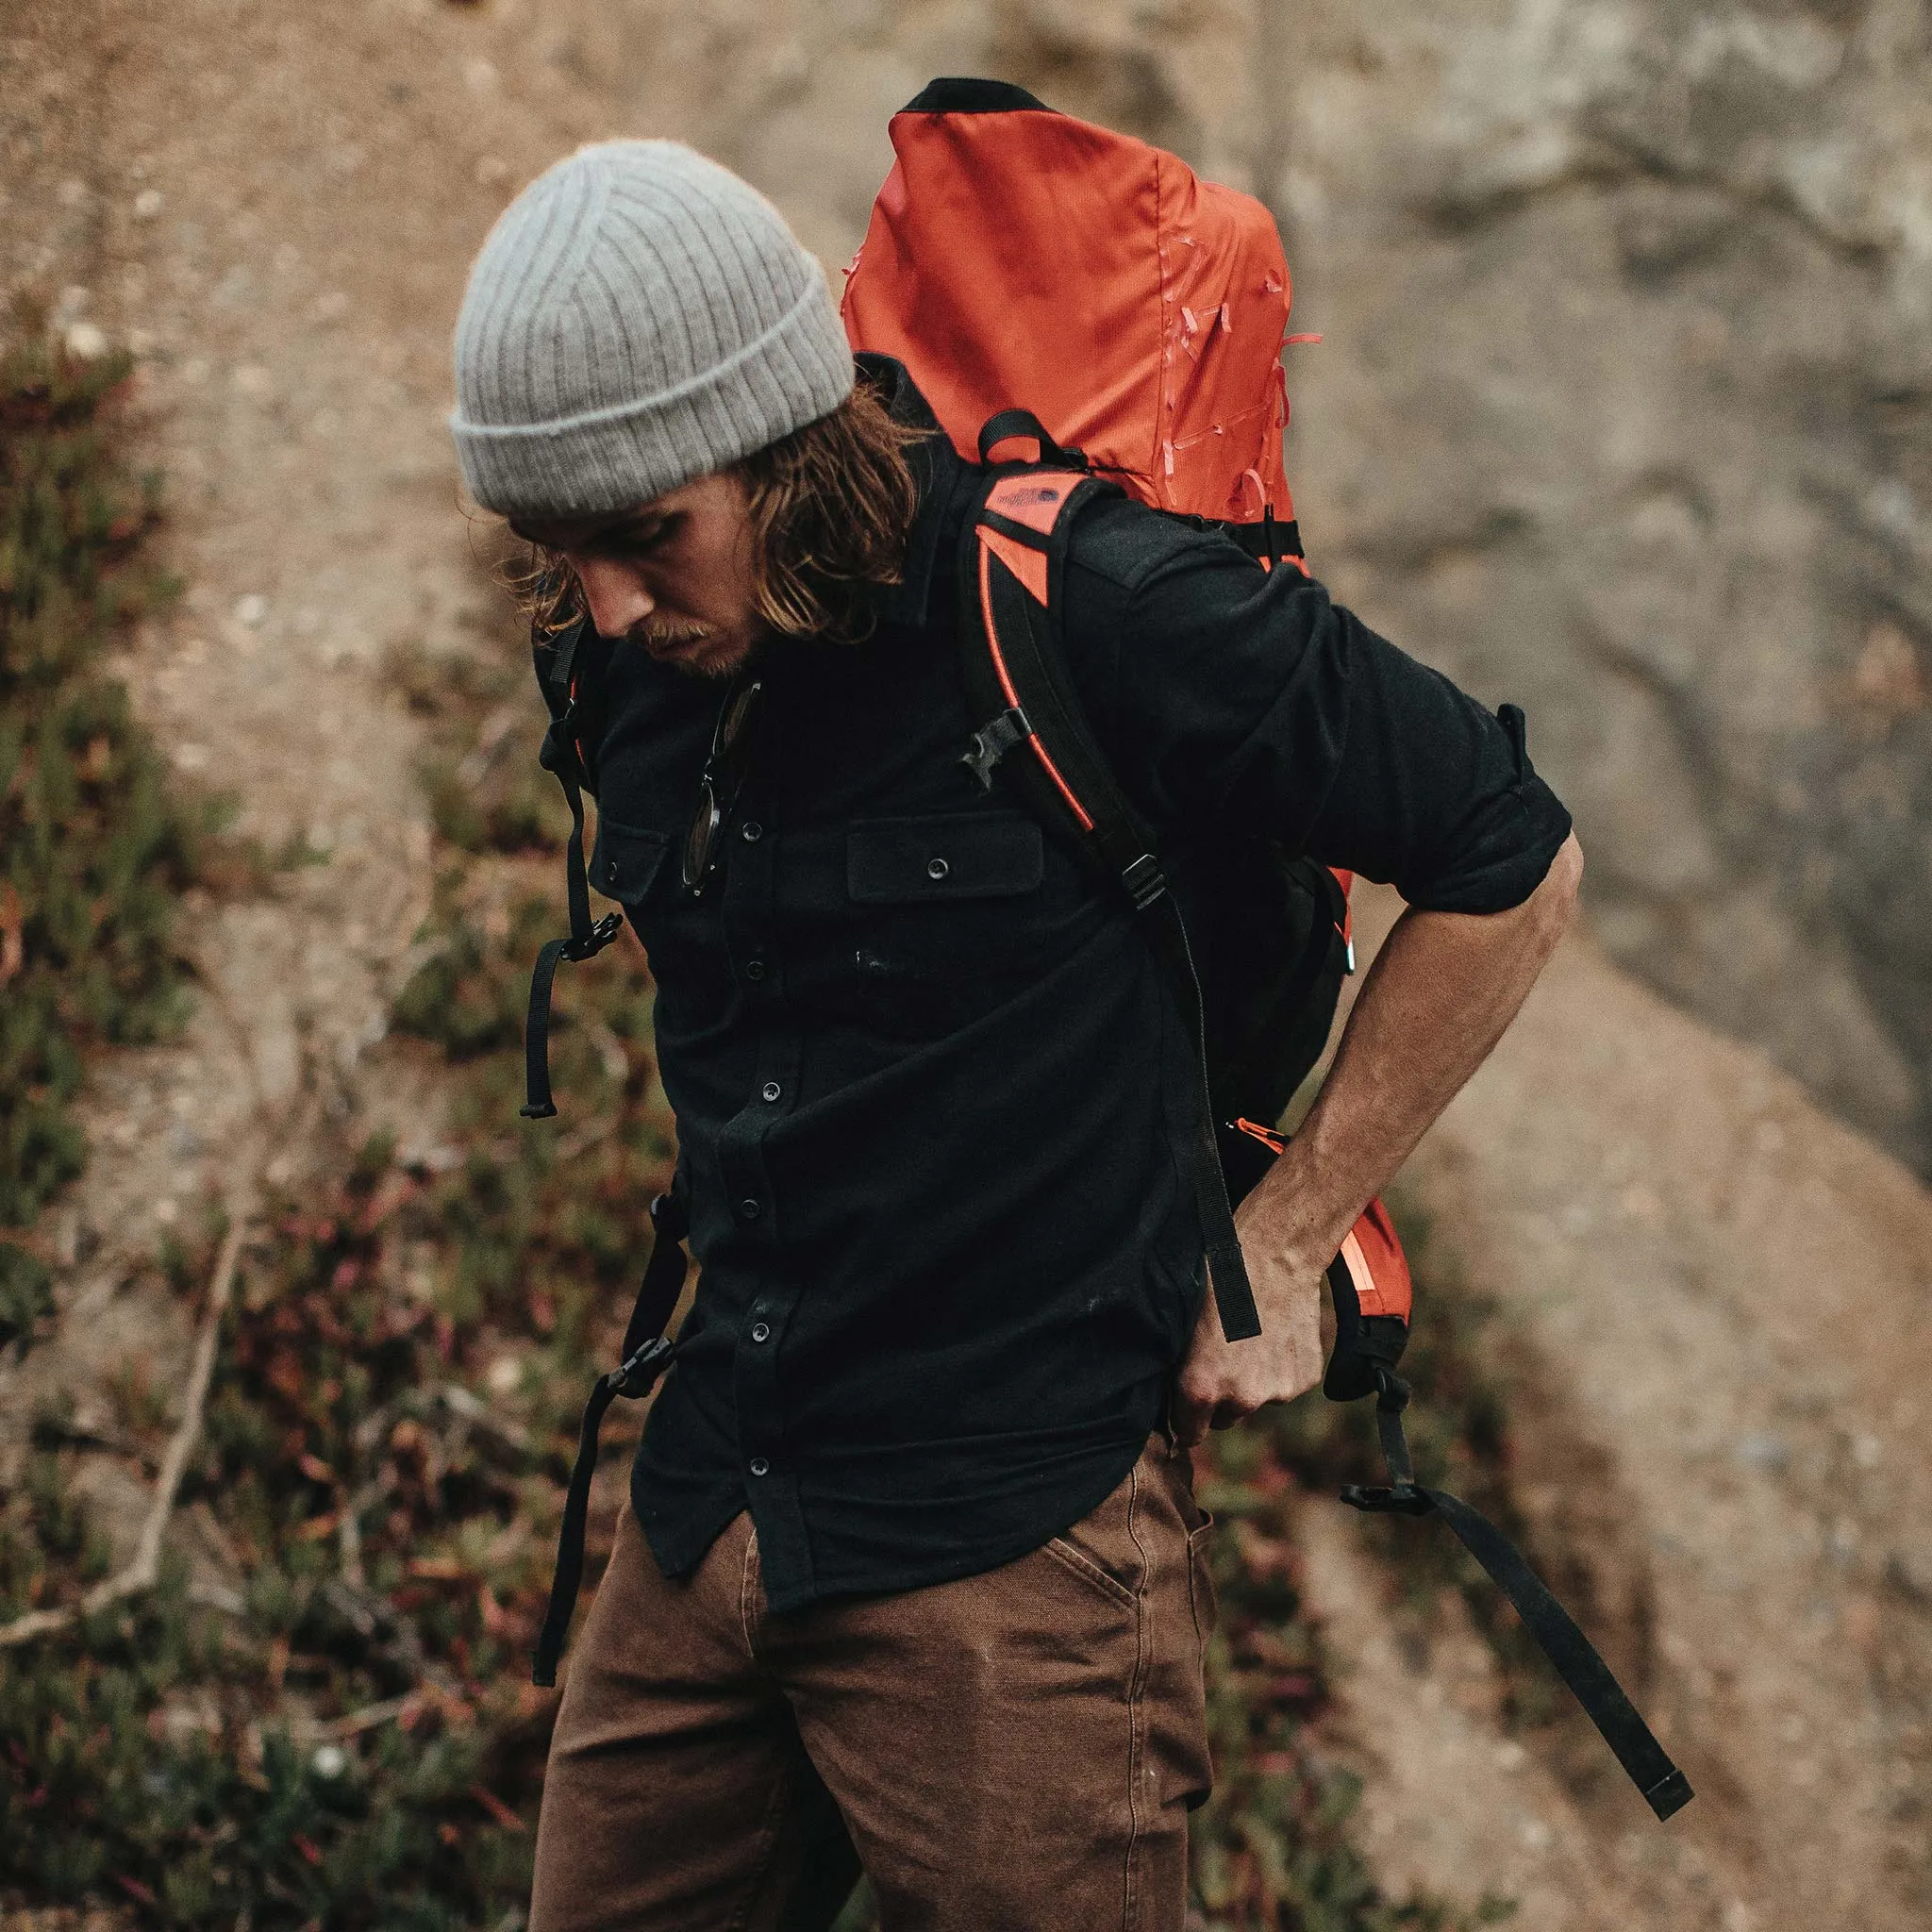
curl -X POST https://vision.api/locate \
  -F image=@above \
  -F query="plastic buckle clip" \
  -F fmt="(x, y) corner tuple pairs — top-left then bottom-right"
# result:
(608, 1335), (675, 1400)
(1121, 853), (1167, 910)
(960, 707), (1032, 791)
(565, 909), (625, 962)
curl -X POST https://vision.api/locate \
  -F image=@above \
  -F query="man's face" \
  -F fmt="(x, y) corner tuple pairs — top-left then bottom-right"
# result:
(513, 470), (764, 680)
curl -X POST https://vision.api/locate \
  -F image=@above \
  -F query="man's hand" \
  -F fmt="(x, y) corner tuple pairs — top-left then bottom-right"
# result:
(1171, 1215), (1333, 1448)
(1168, 831), (1584, 1447)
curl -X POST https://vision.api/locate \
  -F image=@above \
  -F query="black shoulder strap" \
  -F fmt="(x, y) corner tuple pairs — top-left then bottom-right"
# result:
(954, 461), (1261, 1342)
(521, 617), (625, 1120)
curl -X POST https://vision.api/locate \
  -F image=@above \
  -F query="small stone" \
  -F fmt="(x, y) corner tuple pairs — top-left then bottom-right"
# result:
(132, 187), (164, 220)
(63, 322), (109, 359)
(171, 742), (211, 773)
(311, 1743), (348, 1779)
(487, 1356), (523, 1395)
(1853, 1432), (1883, 1469)
(231, 363), (274, 399)
(234, 593), (271, 627)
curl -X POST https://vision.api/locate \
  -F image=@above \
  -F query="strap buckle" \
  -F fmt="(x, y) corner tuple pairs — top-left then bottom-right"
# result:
(563, 909), (625, 963)
(1121, 852), (1167, 910)
(608, 1334), (675, 1400)
(1340, 1482), (1433, 1516)
(959, 706), (1032, 791)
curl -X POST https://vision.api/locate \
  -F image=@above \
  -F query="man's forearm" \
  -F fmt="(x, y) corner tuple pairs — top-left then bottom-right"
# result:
(1239, 832), (1585, 1275)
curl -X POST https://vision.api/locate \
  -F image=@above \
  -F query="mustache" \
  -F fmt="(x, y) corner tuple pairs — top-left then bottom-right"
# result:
(625, 620), (713, 648)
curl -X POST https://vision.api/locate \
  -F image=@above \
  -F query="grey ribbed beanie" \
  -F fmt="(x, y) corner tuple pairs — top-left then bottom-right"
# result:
(450, 141), (855, 519)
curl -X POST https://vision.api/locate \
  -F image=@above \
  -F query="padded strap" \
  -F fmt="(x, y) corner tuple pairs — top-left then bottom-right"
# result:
(959, 483), (1260, 1340)
(1343, 1373), (1693, 1823)
(532, 1185), (691, 1687)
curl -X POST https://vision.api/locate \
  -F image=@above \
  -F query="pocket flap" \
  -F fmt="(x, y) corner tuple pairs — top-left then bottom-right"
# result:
(591, 819), (673, 902)
(846, 813), (1043, 905)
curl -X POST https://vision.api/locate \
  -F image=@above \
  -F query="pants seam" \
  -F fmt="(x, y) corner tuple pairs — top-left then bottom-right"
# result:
(719, 1749), (796, 1932)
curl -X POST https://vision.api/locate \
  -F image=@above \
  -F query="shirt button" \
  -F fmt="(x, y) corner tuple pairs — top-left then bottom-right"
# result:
(750, 1321), (772, 1343)
(749, 1456), (771, 1477)
(744, 958), (767, 982)
(926, 856), (950, 880)
(741, 821), (763, 843)
(761, 1080), (782, 1103)
(739, 1196), (761, 1221)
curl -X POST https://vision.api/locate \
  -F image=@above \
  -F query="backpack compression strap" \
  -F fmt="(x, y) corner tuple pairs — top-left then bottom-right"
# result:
(955, 450), (1261, 1341)
(523, 616), (625, 1120)
(531, 1179), (691, 1687)
(1233, 1116), (1692, 1820)
(1348, 1367), (1694, 1821)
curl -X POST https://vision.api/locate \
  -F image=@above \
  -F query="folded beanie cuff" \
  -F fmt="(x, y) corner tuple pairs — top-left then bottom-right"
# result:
(454, 276), (856, 519)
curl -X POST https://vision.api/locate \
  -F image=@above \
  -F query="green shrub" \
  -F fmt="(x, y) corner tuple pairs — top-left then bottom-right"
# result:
(0, 325), (217, 1231)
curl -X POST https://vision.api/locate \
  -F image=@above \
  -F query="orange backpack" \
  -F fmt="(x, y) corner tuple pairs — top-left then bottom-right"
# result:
(843, 76), (1401, 1372)
(837, 78), (1691, 1823)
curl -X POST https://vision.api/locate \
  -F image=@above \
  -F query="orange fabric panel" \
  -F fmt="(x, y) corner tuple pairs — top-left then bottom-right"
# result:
(842, 105), (1298, 524)
(1341, 1197), (1413, 1323)
(978, 525), (1048, 606)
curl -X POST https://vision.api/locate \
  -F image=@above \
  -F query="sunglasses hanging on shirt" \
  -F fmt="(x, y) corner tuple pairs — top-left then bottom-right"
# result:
(682, 673), (764, 896)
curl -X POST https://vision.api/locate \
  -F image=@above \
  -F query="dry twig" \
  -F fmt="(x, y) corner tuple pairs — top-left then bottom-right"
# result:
(0, 1216), (249, 1650)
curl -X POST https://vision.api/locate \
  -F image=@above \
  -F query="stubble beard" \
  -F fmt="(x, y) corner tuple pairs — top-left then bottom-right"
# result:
(631, 620), (762, 680)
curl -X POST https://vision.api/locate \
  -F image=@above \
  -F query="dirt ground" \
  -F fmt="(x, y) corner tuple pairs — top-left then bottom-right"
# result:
(3, 1), (1929, 1925)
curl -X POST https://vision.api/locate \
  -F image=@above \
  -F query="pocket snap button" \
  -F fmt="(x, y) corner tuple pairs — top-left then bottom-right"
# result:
(926, 856), (950, 880)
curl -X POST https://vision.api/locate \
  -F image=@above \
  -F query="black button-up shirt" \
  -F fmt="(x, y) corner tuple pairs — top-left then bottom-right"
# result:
(586, 361), (1571, 1613)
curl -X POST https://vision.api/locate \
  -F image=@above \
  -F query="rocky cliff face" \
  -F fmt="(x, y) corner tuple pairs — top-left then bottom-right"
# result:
(554, 0), (1932, 1169)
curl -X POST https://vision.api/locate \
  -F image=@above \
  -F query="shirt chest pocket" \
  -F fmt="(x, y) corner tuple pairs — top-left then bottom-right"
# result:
(589, 817), (718, 987)
(844, 811), (1050, 988)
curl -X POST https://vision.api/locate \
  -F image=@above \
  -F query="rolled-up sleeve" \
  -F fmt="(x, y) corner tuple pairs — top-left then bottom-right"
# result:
(1058, 499), (1573, 913)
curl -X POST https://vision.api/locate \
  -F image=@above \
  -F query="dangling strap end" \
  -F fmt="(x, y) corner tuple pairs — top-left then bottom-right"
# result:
(1643, 1766), (1695, 1823)
(520, 1099), (559, 1122)
(1208, 1235), (1261, 1342)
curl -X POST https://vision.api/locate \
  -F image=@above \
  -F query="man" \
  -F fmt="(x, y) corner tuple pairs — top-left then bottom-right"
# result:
(450, 139), (1579, 1931)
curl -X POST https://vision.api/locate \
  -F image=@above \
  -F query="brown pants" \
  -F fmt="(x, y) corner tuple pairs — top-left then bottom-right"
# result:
(530, 1434), (1217, 1932)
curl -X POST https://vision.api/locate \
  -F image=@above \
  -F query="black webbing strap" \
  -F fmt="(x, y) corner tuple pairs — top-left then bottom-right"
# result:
(532, 1186), (691, 1687)
(1344, 1370), (1693, 1823)
(522, 628), (624, 1121)
(1140, 892), (1261, 1341)
(966, 508), (1259, 1341)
